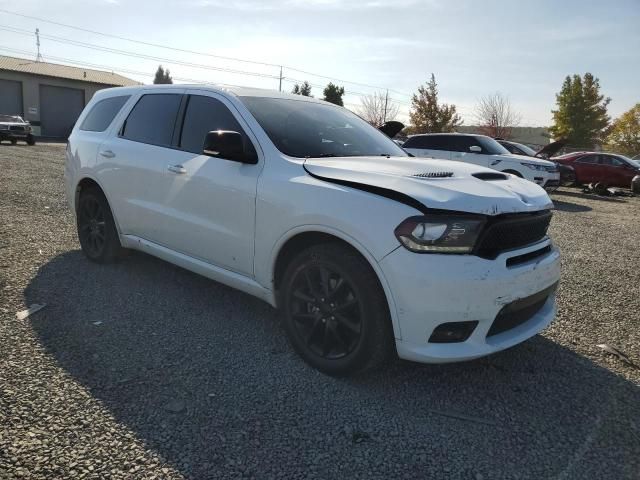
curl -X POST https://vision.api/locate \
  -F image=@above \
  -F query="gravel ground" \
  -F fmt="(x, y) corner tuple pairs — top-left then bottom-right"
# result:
(1, 143), (638, 480)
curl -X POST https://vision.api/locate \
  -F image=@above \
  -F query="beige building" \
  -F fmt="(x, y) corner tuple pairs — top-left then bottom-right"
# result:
(0, 55), (138, 138)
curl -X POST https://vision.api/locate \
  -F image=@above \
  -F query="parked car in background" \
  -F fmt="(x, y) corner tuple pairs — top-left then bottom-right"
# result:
(65, 85), (560, 375)
(403, 133), (560, 191)
(554, 152), (640, 188)
(497, 139), (574, 186)
(0, 115), (36, 145)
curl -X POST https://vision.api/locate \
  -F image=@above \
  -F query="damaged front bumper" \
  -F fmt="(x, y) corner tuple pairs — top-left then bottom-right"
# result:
(379, 238), (561, 364)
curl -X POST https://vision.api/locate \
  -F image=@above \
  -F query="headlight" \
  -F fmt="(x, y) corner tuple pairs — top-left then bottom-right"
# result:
(394, 215), (486, 253)
(521, 162), (555, 172)
(0, 125), (8, 130)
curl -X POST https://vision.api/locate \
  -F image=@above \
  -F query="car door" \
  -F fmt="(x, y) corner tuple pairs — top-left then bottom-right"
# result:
(96, 89), (186, 241)
(573, 154), (599, 183)
(600, 155), (631, 187)
(156, 91), (262, 276)
(449, 136), (490, 167)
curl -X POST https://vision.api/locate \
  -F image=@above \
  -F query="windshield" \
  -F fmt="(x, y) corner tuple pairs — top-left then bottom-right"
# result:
(616, 155), (640, 168)
(240, 96), (407, 158)
(476, 136), (512, 155)
(0, 115), (22, 123)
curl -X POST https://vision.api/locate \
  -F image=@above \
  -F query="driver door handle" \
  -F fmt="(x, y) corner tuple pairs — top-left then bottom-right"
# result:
(168, 164), (187, 174)
(99, 150), (115, 158)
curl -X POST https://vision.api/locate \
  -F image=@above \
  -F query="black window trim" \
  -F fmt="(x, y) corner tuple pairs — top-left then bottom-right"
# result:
(116, 90), (261, 160)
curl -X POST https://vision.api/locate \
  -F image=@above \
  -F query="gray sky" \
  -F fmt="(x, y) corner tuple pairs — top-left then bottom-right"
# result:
(1, 0), (638, 126)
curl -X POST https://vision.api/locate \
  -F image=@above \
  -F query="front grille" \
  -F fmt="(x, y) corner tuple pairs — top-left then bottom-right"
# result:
(487, 283), (557, 337)
(475, 210), (552, 259)
(9, 125), (25, 132)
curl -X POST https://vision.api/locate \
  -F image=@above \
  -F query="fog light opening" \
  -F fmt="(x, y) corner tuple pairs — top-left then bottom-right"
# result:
(428, 321), (478, 343)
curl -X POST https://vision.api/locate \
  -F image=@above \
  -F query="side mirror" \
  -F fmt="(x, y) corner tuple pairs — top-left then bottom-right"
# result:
(469, 145), (482, 153)
(202, 130), (257, 164)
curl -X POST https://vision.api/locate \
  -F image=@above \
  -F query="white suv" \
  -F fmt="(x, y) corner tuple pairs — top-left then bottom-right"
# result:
(65, 85), (560, 375)
(403, 133), (560, 191)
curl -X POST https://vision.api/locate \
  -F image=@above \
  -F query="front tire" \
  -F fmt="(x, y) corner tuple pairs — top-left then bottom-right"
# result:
(280, 243), (394, 376)
(10, 138), (17, 145)
(26, 135), (36, 146)
(76, 187), (123, 263)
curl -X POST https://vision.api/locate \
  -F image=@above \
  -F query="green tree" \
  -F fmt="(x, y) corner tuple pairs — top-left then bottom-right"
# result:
(292, 81), (312, 97)
(323, 82), (345, 106)
(605, 103), (640, 156)
(409, 74), (462, 133)
(153, 65), (173, 84)
(549, 73), (610, 148)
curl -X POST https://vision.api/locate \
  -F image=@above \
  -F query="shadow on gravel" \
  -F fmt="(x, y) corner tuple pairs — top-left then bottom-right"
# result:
(552, 200), (592, 213)
(26, 251), (640, 479)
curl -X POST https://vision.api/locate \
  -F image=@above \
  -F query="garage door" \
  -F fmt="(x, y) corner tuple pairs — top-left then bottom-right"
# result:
(0, 79), (23, 116)
(40, 84), (85, 138)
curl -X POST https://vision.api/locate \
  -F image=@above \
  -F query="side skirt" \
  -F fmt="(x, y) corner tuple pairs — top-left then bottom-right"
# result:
(120, 235), (276, 306)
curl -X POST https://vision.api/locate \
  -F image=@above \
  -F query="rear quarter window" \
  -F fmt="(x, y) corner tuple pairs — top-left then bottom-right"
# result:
(80, 95), (130, 132)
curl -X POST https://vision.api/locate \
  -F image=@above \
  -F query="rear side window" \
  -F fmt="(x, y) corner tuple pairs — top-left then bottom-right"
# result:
(179, 95), (249, 154)
(576, 155), (598, 164)
(80, 95), (130, 132)
(404, 135), (449, 150)
(121, 94), (182, 147)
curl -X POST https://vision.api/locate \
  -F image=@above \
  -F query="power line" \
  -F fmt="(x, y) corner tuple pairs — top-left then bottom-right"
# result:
(0, 8), (414, 97)
(0, 8), (280, 68)
(0, 25), (280, 80)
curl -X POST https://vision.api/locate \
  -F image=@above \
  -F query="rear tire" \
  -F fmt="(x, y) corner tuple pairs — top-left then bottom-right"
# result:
(76, 187), (123, 263)
(279, 243), (394, 376)
(10, 138), (17, 145)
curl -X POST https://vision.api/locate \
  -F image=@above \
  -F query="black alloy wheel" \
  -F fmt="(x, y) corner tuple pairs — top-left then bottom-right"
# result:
(78, 195), (107, 258)
(289, 263), (363, 360)
(76, 187), (123, 263)
(280, 243), (394, 375)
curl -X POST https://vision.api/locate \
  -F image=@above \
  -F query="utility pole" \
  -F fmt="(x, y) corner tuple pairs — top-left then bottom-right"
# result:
(278, 66), (283, 92)
(35, 28), (43, 62)
(383, 89), (389, 124)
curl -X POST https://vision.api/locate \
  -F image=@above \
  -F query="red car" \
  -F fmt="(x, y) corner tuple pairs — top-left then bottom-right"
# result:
(554, 152), (640, 188)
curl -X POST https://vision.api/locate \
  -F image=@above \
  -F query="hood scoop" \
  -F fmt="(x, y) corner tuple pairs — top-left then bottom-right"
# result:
(413, 171), (454, 179)
(473, 172), (508, 181)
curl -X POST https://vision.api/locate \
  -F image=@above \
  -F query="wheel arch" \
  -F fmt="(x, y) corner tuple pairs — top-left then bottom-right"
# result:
(270, 226), (402, 340)
(75, 177), (103, 212)
(74, 175), (123, 236)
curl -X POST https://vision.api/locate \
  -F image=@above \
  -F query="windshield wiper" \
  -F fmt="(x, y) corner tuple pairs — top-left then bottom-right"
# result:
(305, 153), (338, 158)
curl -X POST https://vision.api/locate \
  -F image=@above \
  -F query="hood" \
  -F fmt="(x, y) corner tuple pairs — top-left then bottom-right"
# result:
(535, 139), (565, 159)
(501, 153), (555, 167)
(303, 156), (553, 216)
(377, 121), (404, 138)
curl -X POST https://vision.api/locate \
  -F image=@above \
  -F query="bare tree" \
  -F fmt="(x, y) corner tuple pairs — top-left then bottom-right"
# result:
(474, 92), (521, 139)
(357, 91), (399, 126)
